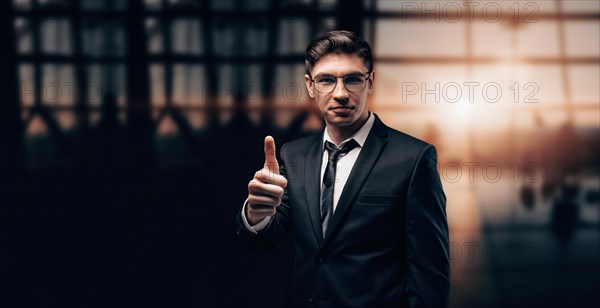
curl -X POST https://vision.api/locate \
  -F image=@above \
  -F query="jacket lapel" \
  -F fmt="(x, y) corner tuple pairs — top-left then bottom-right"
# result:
(320, 115), (388, 250)
(304, 136), (324, 245)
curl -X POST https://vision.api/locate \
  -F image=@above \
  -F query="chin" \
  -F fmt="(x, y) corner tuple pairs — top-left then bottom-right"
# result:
(326, 115), (357, 127)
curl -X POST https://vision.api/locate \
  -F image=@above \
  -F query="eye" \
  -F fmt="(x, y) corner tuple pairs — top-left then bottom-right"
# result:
(344, 76), (363, 84)
(317, 77), (335, 84)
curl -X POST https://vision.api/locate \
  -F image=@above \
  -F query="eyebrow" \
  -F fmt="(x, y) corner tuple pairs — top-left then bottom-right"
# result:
(313, 71), (365, 78)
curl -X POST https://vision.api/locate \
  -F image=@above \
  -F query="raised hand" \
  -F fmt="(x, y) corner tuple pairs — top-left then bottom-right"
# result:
(246, 136), (288, 226)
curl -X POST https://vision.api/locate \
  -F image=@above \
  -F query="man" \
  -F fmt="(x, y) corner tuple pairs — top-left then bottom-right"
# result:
(236, 30), (449, 307)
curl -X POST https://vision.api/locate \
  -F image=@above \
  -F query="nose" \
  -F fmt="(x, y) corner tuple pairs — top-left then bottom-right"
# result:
(332, 77), (349, 101)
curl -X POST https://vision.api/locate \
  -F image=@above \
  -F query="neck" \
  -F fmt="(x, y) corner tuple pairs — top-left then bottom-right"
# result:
(327, 112), (370, 146)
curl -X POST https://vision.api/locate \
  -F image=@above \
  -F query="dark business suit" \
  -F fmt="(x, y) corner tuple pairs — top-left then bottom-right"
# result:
(236, 114), (449, 308)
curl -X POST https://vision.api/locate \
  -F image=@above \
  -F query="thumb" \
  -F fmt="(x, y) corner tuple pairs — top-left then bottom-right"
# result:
(264, 135), (280, 175)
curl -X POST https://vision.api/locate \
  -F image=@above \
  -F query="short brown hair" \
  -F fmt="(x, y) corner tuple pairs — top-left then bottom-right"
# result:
(304, 30), (373, 75)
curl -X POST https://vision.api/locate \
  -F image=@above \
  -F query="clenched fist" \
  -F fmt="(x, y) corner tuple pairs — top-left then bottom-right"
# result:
(246, 136), (288, 226)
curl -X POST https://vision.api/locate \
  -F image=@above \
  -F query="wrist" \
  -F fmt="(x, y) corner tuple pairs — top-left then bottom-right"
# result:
(247, 213), (264, 226)
(246, 205), (260, 226)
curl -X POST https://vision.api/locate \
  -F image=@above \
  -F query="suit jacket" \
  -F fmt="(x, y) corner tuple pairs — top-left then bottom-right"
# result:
(236, 114), (449, 308)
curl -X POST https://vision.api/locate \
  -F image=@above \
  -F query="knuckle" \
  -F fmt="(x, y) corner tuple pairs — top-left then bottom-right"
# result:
(248, 182), (261, 193)
(248, 186), (257, 196)
(276, 187), (284, 198)
(264, 196), (274, 205)
(249, 196), (262, 205)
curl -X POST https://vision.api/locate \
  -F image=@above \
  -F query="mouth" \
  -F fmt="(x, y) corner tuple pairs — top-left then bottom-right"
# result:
(329, 106), (355, 117)
(329, 106), (355, 111)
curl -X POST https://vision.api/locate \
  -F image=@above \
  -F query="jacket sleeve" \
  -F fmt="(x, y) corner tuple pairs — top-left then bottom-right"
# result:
(235, 143), (293, 253)
(405, 144), (450, 308)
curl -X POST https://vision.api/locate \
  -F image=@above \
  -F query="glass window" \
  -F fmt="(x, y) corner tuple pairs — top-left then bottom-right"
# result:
(41, 64), (76, 106)
(82, 21), (126, 57)
(277, 18), (309, 55)
(562, 0), (600, 13)
(171, 18), (203, 55)
(146, 18), (164, 54)
(514, 65), (564, 105)
(472, 22), (511, 57)
(564, 21), (600, 57)
(568, 65), (600, 104)
(15, 18), (33, 54)
(373, 64), (468, 105)
(375, 20), (466, 57)
(172, 64), (206, 106)
(150, 64), (166, 107)
(516, 22), (560, 57)
(274, 64), (306, 106)
(19, 64), (35, 107)
(40, 18), (73, 55)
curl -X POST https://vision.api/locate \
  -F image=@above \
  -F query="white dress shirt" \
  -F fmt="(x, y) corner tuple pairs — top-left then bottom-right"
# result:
(241, 112), (375, 233)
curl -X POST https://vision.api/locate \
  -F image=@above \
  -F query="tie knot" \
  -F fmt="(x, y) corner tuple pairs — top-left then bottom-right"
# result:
(324, 139), (358, 161)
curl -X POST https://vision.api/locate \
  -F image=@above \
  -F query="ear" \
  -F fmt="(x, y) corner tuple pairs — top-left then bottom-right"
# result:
(367, 70), (375, 94)
(304, 74), (315, 98)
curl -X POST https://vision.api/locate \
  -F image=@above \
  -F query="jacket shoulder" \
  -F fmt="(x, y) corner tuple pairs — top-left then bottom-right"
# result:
(381, 123), (437, 162)
(387, 126), (430, 150)
(372, 113), (432, 153)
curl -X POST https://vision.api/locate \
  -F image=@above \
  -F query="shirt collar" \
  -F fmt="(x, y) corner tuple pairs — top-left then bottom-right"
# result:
(322, 112), (375, 150)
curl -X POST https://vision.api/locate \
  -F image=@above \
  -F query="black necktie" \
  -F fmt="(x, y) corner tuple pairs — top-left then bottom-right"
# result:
(321, 139), (359, 237)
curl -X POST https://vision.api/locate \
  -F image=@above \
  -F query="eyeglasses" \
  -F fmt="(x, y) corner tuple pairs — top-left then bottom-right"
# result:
(309, 71), (371, 93)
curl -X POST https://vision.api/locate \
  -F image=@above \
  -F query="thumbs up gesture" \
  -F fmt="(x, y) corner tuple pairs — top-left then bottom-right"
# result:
(247, 136), (288, 226)
(263, 135), (280, 175)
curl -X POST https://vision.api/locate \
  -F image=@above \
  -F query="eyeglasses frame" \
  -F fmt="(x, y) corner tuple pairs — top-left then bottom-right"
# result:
(308, 71), (373, 94)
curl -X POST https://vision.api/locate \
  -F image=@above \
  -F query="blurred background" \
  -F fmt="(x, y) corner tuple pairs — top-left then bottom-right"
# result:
(0, 0), (598, 307)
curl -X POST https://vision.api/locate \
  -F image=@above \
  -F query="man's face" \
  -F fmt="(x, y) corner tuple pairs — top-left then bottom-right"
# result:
(304, 53), (374, 128)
